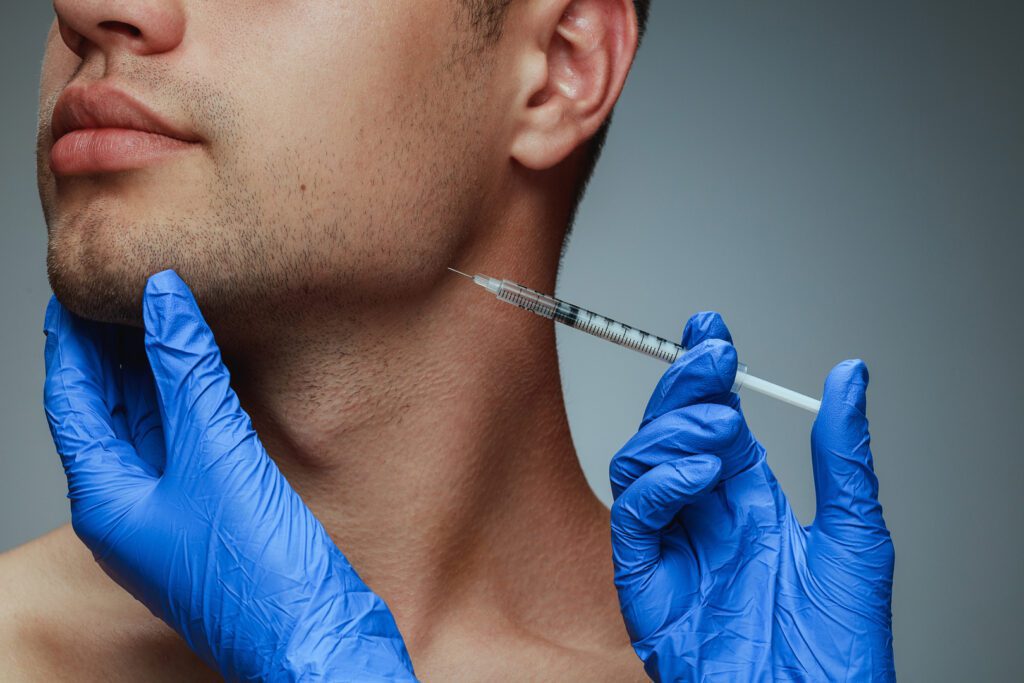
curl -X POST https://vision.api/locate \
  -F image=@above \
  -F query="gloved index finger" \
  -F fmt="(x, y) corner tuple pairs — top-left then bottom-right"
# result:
(681, 311), (734, 349)
(640, 312), (739, 428)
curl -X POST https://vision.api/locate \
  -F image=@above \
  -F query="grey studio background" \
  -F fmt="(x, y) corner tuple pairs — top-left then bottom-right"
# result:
(2, 2), (1021, 680)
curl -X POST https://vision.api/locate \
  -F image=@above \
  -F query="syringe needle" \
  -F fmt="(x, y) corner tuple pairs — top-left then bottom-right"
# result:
(447, 267), (473, 280)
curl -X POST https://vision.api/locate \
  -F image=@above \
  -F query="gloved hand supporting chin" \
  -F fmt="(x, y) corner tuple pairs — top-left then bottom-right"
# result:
(44, 270), (418, 682)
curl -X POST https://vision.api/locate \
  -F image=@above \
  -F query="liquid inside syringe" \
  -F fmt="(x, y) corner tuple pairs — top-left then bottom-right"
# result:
(448, 268), (821, 414)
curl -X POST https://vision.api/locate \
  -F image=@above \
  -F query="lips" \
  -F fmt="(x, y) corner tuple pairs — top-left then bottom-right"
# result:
(50, 83), (201, 176)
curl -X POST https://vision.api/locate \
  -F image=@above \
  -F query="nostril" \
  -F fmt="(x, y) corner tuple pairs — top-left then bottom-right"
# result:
(98, 20), (142, 38)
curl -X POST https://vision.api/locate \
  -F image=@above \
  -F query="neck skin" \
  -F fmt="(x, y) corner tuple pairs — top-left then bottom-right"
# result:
(215, 168), (622, 657)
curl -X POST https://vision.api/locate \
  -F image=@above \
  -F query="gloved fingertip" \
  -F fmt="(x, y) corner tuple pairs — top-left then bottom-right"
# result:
(146, 268), (188, 294)
(707, 339), (739, 394)
(678, 453), (722, 491)
(812, 359), (871, 463)
(659, 338), (737, 396)
(143, 269), (202, 342)
(681, 311), (733, 349)
(44, 295), (62, 337)
(689, 401), (744, 441)
(821, 359), (869, 417)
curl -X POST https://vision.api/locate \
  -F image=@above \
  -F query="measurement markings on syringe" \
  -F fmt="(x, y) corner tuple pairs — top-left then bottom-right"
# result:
(577, 312), (643, 351)
(572, 309), (680, 362)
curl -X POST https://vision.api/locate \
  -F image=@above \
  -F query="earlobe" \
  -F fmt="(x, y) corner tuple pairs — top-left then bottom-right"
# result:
(510, 0), (637, 171)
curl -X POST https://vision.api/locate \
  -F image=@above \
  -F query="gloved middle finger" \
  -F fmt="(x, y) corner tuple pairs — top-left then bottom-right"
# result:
(611, 402), (761, 500)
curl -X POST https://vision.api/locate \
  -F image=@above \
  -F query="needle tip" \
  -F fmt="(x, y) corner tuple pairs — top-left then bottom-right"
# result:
(447, 267), (473, 280)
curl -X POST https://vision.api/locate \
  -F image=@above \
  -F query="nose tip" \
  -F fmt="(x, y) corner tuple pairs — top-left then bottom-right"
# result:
(53, 0), (187, 59)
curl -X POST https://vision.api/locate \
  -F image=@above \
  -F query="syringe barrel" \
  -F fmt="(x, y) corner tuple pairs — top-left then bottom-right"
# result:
(492, 279), (802, 403)
(480, 276), (817, 413)
(495, 280), (560, 319)
(562, 305), (683, 364)
(496, 280), (747, 385)
(496, 280), (681, 360)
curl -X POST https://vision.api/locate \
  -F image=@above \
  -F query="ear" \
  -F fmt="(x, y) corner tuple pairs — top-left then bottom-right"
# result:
(510, 0), (638, 171)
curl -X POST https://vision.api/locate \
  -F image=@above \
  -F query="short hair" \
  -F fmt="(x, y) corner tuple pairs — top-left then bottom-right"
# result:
(458, 0), (653, 246)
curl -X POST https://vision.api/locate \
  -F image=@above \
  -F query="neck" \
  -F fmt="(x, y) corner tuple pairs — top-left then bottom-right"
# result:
(217, 232), (615, 649)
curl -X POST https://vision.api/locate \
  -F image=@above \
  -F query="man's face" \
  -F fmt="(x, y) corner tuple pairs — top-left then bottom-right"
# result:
(38, 1), (504, 328)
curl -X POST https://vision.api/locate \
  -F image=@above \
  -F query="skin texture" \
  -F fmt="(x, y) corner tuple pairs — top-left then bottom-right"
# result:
(3, 0), (647, 680)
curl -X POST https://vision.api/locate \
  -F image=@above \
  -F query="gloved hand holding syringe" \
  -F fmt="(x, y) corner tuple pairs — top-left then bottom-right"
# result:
(448, 268), (821, 414)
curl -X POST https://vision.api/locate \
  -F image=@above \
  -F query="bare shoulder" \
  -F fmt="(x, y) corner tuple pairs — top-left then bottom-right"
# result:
(0, 525), (218, 682)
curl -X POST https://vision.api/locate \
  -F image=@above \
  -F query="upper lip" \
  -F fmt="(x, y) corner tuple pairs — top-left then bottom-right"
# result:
(51, 82), (200, 143)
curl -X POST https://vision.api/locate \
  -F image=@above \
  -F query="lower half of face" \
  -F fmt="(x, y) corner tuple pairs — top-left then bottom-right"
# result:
(37, 2), (493, 334)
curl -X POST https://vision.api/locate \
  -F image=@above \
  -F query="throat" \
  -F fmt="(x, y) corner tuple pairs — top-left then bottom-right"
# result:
(216, 289), (609, 638)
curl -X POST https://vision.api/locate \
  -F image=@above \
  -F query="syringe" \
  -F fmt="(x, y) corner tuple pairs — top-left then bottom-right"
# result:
(448, 268), (821, 414)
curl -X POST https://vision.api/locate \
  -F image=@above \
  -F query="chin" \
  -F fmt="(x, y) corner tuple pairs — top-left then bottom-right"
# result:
(45, 208), (162, 327)
(47, 251), (147, 327)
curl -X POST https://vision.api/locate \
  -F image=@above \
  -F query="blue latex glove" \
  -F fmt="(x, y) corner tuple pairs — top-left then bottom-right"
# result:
(610, 312), (895, 681)
(43, 270), (417, 682)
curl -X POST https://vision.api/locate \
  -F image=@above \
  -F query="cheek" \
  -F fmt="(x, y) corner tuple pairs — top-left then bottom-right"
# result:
(38, 27), (78, 215)
(215, 25), (472, 275)
(40, 28), (78, 109)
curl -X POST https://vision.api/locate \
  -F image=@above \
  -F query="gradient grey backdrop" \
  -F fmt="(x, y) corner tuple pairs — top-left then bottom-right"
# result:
(2, 2), (1022, 680)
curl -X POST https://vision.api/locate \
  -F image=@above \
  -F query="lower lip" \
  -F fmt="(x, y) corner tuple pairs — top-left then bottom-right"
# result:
(50, 128), (198, 176)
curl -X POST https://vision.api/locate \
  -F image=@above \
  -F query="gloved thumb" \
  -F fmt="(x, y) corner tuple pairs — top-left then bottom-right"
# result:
(142, 270), (255, 470)
(810, 360), (889, 545)
(611, 454), (721, 581)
